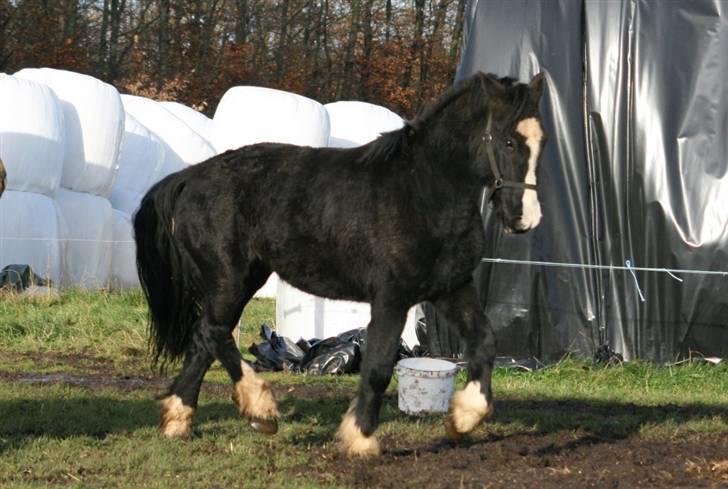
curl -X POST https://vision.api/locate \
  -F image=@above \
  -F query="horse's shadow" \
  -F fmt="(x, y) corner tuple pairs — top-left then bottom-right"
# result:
(377, 397), (728, 457)
(2, 392), (725, 457)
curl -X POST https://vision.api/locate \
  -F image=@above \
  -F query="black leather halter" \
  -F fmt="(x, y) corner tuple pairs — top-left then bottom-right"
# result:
(483, 113), (538, 200)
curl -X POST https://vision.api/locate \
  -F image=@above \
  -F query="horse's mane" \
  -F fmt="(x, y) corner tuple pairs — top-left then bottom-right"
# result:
(356, 128), (410, 167)
(355, 73), (531, 167)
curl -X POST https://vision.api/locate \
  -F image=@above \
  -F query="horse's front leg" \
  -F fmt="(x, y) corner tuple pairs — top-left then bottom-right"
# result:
(336, 300), (408, 457)
(433, 280), (495, 439)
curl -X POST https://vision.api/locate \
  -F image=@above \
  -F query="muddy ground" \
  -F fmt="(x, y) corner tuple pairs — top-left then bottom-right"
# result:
(2, 351), (727, 489)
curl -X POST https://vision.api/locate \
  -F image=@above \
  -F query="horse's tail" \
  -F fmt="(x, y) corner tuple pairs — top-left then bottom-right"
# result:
(133, 175), (199, 369)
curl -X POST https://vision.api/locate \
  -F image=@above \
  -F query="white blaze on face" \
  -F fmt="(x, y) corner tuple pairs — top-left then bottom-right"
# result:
(515, 117), (544, 230)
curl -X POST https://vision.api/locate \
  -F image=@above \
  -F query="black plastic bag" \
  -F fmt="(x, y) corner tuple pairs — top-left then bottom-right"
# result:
(298, 328), (365, 375)
(304, 343), (361, 375)
(301, 327), (413, 375)
(0, 264), (52, 292)
(249, 325), (413, 375)
(415, 306), (464, 359)
(249, 324), (305, 371)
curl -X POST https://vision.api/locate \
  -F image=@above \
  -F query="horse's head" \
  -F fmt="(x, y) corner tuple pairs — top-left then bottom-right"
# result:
(473, 73), (546, 234)
(408, 72), (546, 233)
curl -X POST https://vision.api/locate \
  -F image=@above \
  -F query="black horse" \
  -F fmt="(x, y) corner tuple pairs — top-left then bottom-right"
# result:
(134, 72), (546, 456)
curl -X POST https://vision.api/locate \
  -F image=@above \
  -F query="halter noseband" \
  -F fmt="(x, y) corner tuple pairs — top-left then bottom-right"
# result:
(483, 113), (538, 199)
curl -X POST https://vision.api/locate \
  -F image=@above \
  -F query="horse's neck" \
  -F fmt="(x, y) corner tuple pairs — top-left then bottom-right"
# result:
(408, 139), (485, 229)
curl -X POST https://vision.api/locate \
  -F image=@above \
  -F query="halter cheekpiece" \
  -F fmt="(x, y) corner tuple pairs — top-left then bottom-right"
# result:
(483, 113), (538, 199)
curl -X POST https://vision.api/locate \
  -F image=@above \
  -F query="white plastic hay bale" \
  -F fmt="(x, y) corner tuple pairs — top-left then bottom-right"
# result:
(275, 281), (419, 347)
(395, 358), (458, 414)
(110, 210), (138, 289)
(121, 95), (216, 168)
(14, 68), (124, 196)
(0, 190), (63, 285)
(55, 189), (113, 289)
(160, 101), (215, 143)
(109, 113), (166, 215)
(324, 101), (404, 148)
(211, 86), (330, 152)
(0, 74), (65, 195)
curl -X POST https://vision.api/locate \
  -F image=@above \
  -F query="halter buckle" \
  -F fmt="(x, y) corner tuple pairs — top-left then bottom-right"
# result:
(494, 178), (504, 189)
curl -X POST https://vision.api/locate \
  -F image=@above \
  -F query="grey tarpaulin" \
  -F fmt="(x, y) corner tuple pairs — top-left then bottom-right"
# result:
(424, 0), (728, 362)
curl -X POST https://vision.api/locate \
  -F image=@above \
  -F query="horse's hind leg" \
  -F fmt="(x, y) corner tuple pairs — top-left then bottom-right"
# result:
(160, 334), (214, 438)
(433, 280), (495, 439)
(200, 262), (280, 434)
(160, 260), (278, 438)
(336, 298), (408, 457)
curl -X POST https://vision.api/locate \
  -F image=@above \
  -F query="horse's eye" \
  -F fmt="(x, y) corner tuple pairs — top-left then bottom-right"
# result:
(504, 138), (515, 151)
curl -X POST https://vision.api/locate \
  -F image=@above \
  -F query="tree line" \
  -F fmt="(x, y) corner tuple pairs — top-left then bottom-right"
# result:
(1, 0), (467, 117)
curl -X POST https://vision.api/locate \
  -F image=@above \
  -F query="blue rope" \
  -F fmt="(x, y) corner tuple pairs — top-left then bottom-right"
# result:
(481, 257), (728, 304)
(481, 257), (728, 277)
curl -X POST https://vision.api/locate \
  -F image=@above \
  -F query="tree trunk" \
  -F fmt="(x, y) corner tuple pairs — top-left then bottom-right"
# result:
(385, 0), (392, 43)
(275, 0), (290, 80)
(98, 0), (110, 76)
(338, 0), (360, 99)
(158, 0), (170, 85)
(403, 0), (425, 96)
(235, 0), (249, 43)
(420, 0), (449, 101)
(359, 0), (374, 99)
(448, 0), (466, 66)
(107, 0), (125, 80)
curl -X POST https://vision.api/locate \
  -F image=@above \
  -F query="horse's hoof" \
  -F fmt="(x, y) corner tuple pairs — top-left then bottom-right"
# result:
(250, 417), (278, 435)
(160, 395), (194, 439)
(444, 415), (465, 441)
(336, 409), (381, 457)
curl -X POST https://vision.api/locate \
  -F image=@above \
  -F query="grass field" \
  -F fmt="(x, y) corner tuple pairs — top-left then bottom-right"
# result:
(1, 289), (726, 488)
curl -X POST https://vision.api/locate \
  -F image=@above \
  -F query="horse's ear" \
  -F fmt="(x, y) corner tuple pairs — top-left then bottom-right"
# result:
(529, 73), (545, 101)
(480, 73), (505, 95)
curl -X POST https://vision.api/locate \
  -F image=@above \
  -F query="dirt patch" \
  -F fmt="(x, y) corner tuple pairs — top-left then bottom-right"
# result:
(2, 351), (726, 488)
(302, 433), (728, 489)
(0, 350), (167, 392)
(0, 351), (354, 403)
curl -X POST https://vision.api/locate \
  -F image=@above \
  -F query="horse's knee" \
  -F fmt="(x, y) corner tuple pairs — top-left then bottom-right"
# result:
(160, 395), (195, 438)
(445, 381), (494, 439)
(232, 361), (280, 435)
(336, 403), (380, 457)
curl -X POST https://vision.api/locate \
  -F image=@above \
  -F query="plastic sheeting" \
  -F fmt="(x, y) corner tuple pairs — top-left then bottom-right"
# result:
(212, 86), (330, 152)
(56, 189), (113, 288)
(324, 101), (404, 148)
(121, 95), (215, 174)
(110, 113), (166, 215)
(277, 282), (422, 348)
(0, 191), (63, 285)
(14, 68), (124, 197)
(159, 101), (215, 143)
(430, 0), (728, 362)
(0, 74), (65, 195)
(110, 210), (139, 289)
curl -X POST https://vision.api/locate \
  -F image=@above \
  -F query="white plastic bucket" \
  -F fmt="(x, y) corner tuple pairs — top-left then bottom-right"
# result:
(395, 358), (458, 414)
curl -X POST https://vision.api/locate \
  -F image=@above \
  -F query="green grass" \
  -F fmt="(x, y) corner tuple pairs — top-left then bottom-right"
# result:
(0, 289), (726, 488)
(0, 288), (274, 362)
